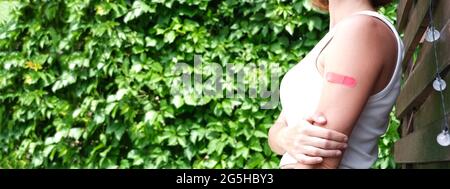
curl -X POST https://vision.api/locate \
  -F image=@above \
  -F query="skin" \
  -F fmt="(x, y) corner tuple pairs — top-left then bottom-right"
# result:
(268, 111), (348, 164)
(268, 0), (397, 169)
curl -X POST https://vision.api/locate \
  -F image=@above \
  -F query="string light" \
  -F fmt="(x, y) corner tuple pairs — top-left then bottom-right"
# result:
(425, 26), (440, 43)
(426, 0), (450, 146)
(433, 77), (446, 92)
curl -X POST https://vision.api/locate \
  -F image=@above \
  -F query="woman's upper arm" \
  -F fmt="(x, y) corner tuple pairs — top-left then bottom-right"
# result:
(313, 17), (392, 168)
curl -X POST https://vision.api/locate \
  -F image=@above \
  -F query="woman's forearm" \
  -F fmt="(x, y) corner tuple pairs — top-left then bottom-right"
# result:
(268, 116), (288, 155)
(268, 121), (286, 155)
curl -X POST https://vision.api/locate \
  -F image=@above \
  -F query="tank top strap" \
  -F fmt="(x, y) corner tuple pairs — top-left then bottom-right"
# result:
(317, 10), (403, 58)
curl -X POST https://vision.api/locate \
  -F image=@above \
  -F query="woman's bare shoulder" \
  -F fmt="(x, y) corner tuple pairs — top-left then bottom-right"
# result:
(325, 15), (397, 65)
(333, 15), (396, 50)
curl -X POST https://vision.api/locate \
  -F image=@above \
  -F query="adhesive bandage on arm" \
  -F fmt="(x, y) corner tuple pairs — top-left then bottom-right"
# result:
(325, 72), (357, 88)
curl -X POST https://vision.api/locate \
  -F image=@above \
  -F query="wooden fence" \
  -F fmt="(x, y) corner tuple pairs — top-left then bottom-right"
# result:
(394, 0), (450, 168)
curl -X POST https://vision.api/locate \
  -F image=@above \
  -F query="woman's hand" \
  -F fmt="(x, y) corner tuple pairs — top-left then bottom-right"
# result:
(276, 113), (348, 164)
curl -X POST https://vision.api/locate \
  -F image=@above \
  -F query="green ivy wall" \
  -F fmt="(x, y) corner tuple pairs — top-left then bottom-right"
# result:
(0, 0), (398, 168)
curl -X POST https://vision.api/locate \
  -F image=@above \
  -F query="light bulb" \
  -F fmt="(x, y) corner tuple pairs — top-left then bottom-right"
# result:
(437, 130), (450, 146)
(426, 26), (440, 42)
(433, 77), (446, 92)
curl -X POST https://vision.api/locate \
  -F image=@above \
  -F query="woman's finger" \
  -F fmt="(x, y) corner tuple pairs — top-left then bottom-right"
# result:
(304, 113), (327, 126)
(303, 136), (347, 150)
(293, 153), (323, 165)
(313, 113), (327, 126)
(304, 115), (315, 124)
(301, 145), (342, 157)
(303, 125), (348, 142)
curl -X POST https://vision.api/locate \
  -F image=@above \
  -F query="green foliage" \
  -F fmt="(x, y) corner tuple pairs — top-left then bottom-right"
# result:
(372, 109), (401, 169)
(0, 0), (398, 169)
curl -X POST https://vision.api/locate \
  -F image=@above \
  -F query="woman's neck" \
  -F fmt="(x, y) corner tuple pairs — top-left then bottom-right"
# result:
(328, 0), (376, 28)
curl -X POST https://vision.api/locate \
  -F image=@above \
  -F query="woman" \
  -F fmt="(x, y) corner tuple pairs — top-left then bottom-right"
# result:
(268, 0), (403, 169)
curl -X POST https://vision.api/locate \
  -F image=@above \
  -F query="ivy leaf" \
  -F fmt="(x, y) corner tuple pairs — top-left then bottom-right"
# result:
(249, 138), (263, 152)
(107, 123), (126, 140)
(68, 57), (89, 70)
(115, 89), (128, 101)
(69, 128), (83, 140)
(94, 113), (105, 124)
(222, 100), (233, 116)
(32, 154), (44, 167)
(171, 95), (184, 108)
(145, 111), (157, 124)
(114, 129), (125, 143)
(72, 108), (82, 118)
(43, 145), (55, 158)
(51, 72), (77, 92)
(164, 31), (176, 44)
(124, 1), (154, 23)
(285, 23), (295, 36)
(254, 130), (267, 138)
(308, 16), (322, 31)
(184, 146), (195, 161)
(145, 37), (157, 47)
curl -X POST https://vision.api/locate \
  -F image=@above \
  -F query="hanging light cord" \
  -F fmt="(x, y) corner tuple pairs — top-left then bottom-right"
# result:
(428, 0), (449, 132)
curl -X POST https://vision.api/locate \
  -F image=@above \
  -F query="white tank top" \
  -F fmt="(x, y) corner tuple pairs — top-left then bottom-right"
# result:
(279, 11), (404, 169)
